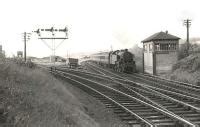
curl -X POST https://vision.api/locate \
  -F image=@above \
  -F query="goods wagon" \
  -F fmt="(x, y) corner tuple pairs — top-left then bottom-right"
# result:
(66, 58), (78, 68)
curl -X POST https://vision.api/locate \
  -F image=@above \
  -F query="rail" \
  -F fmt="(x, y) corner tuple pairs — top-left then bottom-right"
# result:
(52, 68), (197, 126)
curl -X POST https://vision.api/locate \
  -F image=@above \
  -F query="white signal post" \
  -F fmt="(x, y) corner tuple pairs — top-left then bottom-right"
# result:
(33, 27), (68, 65)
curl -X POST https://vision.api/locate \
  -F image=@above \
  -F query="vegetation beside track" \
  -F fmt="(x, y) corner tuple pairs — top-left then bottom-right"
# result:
(0, 61), (100, 127)
(129, 44), (200, 86)
(169, 53), (200, 85)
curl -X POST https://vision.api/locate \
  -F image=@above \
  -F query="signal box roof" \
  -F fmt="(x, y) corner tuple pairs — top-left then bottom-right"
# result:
(142, 31), (180, 43)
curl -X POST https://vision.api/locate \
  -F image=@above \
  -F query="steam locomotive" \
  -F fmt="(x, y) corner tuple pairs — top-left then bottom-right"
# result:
(90, 49), (136, 73)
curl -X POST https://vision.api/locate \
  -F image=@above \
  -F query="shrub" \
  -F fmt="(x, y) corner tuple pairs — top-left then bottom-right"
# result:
(178, 43), (189, 60)
(192, 56), (200, 71)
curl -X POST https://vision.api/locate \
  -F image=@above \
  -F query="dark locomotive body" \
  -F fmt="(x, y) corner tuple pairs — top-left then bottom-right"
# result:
(90, 49), (136, 73)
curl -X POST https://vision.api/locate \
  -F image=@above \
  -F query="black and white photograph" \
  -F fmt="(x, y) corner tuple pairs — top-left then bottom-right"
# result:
(0, 0), (200, 126)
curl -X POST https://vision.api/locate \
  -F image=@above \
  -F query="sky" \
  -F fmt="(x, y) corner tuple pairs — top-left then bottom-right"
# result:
(0, 0), (200, 58)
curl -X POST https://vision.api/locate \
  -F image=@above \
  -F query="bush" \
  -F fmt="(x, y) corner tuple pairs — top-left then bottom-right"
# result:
(192, 56), (200, 71)
(0, 53), (6, 63)
(178, 43), (189, 60)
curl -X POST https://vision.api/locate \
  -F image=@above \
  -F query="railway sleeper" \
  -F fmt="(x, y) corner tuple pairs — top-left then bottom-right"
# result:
(95, 96), (108, 100)
(116, 100), (136, 103)
(112, 107), (124, 111)
(164, 104), (181, 108)
(127, 121), (141, 126)
(186, 101), (200, 106)
(117, 113), (133, 117)
(173, 110), (196, 114)
(120, 102), (136, 105)
(190, 119), (200, 124)
(123, 104), (148, 107)
(117, 102), (138, 105)
(181, 100), (199, 104)
(145, 115), (167, 120)
(161, 103), (178, 106)
(187, 117), (200, 121)
(147, 116), (171, 121)
(91, 94), (102, 98)
(166, 107), (188, 111)
(103, 102), (114, 105)
(191, 104), (200, 108)
(125, 107), (150, 111)
(138, 112), (162, 117)
(99, 100), (112, 104)
(182, 113), (200, 117)
(150, 100), (173, 105)
(101, 101), (113, 104)
(153, 121), (177, 126)
(113, 110), (125, 114)
(148, 99), (171, 103)
(130, 109), (154, 113)
(145, 96), (168, 100)
(151, 119), (175, 125)
(120, 116), (137, 121)
(105, 105), (118, 108)
(112, 96), (132, 99)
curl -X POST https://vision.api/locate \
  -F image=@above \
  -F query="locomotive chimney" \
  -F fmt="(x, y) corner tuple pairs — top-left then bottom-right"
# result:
(165, 30), (168, 34)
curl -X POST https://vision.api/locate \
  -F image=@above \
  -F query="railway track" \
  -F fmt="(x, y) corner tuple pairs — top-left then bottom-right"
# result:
(84, 62), (123, 79)
(142, 73), (200, 90)
(129, 73), (200, 98)
(80, 63), (200, 123)
(54, 67), (200, 126)
(85, 62), (200, 100)
(37, 63), (200, 126)
(87, 61), (200, 92)
(49, 68), (198, 127)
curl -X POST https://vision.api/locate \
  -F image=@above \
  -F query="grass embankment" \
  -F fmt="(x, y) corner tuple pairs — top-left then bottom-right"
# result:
(0, 61), (99, 127)
(168, 54), (200, 85)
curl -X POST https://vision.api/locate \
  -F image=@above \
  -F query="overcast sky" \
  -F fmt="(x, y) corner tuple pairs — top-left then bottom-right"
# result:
(0, 0), (200, 57)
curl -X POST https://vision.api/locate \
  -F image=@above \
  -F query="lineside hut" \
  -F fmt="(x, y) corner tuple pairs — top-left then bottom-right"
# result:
(142, 31), (180, 75)
(17, 51), (23, 58)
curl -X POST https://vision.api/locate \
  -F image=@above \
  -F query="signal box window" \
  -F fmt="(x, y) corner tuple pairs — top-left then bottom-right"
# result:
(155, 44), (160, 51)
(143, 45), (147, 52)
(149, 44), (152, 51)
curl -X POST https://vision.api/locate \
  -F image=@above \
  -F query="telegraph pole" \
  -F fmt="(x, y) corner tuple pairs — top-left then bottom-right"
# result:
(22, 32), (31, 62)
(184, 19), (191, 54)
(24, 32), (26, 62)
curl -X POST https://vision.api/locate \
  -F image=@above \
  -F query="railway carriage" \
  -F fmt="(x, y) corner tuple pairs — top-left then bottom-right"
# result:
(66, 58), (79, 68)
(90, 49), (136, 73)
(90, 52), (109, 66)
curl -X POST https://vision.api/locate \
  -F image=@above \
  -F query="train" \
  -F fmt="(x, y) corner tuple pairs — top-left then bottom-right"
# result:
(66, 58), (79, 68)
(90, 49), (136, 73)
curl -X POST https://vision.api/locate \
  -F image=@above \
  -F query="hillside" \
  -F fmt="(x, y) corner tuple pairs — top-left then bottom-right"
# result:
(167, 53), (200, 86)
(0, 60), (123, 127)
